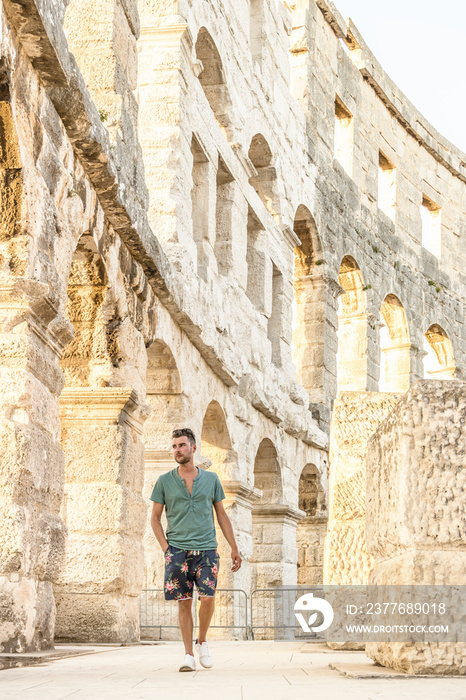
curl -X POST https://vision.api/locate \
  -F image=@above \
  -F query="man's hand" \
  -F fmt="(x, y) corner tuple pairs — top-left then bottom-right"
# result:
(231, 549), (242, 572)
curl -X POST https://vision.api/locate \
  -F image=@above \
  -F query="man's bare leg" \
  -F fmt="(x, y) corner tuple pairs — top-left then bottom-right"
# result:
(178, 599), (194, 655)
(197, 596), (215, 643)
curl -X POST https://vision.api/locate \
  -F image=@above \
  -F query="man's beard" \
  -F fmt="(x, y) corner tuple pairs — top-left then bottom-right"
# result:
(175, 454), (191, 464)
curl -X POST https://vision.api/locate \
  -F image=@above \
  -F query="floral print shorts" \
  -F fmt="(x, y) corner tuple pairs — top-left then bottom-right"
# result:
(163, 545), (220, 601)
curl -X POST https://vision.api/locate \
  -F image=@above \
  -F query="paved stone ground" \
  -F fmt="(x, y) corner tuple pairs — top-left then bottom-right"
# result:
(0, 642), (465, 700)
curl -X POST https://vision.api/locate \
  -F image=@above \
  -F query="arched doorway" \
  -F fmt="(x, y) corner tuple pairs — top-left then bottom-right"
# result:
(56, 234), (145, 643)
(379, 294), (411, 393)
(296, 464), (327, 585)
(423, 324), (455, 379)
(143, 339), (185, 591)
(337, 256), (367, 392)
(195, 27), (231, 135)
(248, 134), (280, 218)
(292, 205), (334, 423)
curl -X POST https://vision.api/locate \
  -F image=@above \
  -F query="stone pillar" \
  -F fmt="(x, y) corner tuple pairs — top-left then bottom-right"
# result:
(55, 388), (146, 643)
(324, 392), (401, 587)
(220, 481), (261, 592)
(0, 280), (71, 652)
(365, 312), (380, 391)
(250, 504), (304, 640)
(366, 380), (466, 674)
(337, 312), (368, 392)
(297, 515), (327, 585)
(380, 344), (411, 393)
(251, 504), (304, 589)
(205, 481), (260, 640)
(293, 273), (342, 430)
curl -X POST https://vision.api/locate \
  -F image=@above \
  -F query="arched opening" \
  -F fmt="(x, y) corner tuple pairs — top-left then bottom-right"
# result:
(337, 256), (367, 392)
(200, 400), (234, 480)
(142, 340), (186, 600)
(144, 339), (182, 449)
(56, 235), (145, 643)
(199, 401), (238, 592)
(253, 438), (283, 505)
(251, 439), (302, 636)
(379, 294), (410, 393)
(248, 134), (280, 218)
(296, 464), (327, 585)
(292, 205), (330, 411)
(195, 28), (231, 133)
(423, 324), (455, 379)
(251, 439), (284, 592)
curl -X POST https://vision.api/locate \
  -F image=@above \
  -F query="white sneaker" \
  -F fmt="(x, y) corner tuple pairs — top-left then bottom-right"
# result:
(195, 639), (213, 668)
(179, 653), (196, 672)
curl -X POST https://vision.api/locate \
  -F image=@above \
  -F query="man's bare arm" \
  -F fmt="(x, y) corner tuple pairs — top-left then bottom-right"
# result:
(151, 501), (169, 553)
(213, 500), (242, 572)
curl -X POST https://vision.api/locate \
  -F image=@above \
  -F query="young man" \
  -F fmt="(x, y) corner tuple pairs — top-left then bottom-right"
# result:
(150, 427), (242, 672)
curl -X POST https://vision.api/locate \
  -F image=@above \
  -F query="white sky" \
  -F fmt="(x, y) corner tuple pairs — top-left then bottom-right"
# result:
(334, 0), (466, 153)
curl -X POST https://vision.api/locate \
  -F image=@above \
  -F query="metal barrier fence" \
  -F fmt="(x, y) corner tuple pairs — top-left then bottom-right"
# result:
(250, 587), (323, 640)
(140, 588), (249, 640)
(57, 588), (322, 641)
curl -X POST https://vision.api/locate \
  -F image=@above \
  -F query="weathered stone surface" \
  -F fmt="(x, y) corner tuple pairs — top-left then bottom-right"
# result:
(366, 381), (466, 674)
(324, 392), (400, 586)
(0, 0), (464, 669)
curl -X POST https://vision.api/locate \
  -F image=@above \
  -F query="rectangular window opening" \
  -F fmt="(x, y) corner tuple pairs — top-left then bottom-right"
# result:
(421, 194), (441, 259)
(378, 151), (396, 222)
(334, 96), (353, 176)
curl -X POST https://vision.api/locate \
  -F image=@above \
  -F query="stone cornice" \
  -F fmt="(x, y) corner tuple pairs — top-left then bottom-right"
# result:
(59, 387), (143, 434)
(222, 480), (263, 509)
(252, 503), (306, 524)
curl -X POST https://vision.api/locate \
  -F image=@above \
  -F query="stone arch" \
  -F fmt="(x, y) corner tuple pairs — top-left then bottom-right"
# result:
(292, 206), (334, 422)
(293, 204), (323, 276)
(248, 133), (280, 218)
(253, 437), (283, 505)
(296, 464), (327, 585)
(195, 27), (231, 133)
(423, 324), (456, 379)
(199, 400), (240, 592)
(200, 399), (235, 480)
(250, 438), (295, 599)
(144, 339), (183, 448)
(56, 233), (146, 643)
(337, 256), (368, 392)
(143, 339), (187, 593)
(379, 294), (411, 392)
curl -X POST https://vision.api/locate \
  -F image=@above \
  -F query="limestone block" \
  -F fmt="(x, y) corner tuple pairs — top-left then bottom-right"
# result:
(324, 392), (401, 585)
(56, 533), (144, 596)
(367, 381), (466, 561)
(365, 642), (466, 675)
(366, 381), (466, 674)
(64, 484), (146, 538)
(0, 578), (55, 652)
(54, 591), (139, 643)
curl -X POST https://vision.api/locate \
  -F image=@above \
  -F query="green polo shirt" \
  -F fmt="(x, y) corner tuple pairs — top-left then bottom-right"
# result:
(150, 467), (226, 549)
